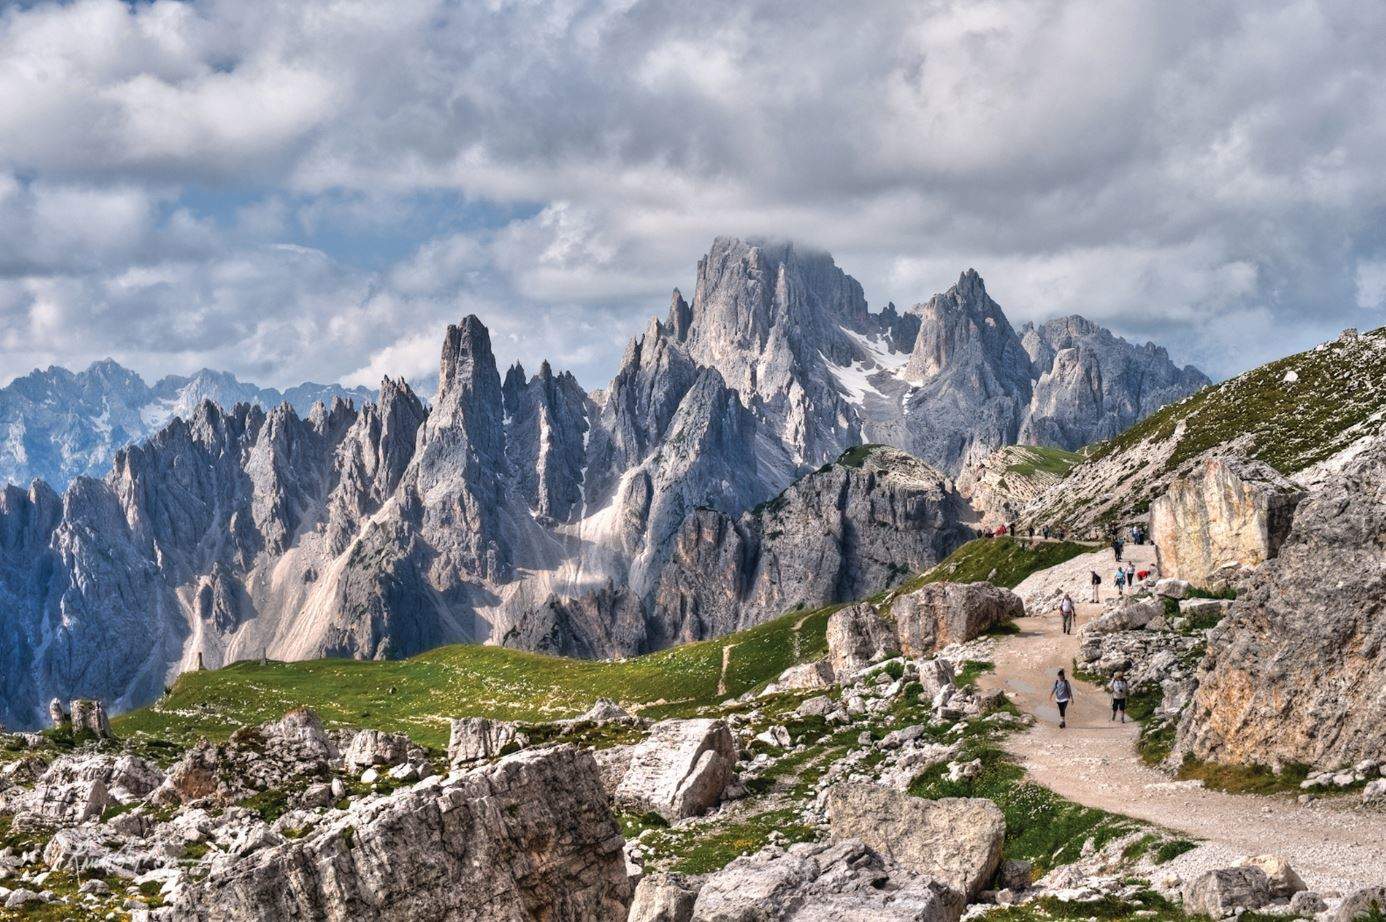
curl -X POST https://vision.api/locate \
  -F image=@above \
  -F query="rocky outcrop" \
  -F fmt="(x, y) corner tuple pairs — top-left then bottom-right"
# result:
(1150, 456), (1303, 587)
(612, 719), (737, 822)
(826, 603), (902, 679)
(628, 873), (699, 922)
(955, 445), (1076, 527)
(652, 446), (969, 646)
(447, 717), (529, 767)
(888, 582), (1024, 656)
(1183, 866), (1272, 917)
(1023, 326), (1386, 534)
(825, 783), (1005, 900)
(1175, 440), (1386, 770)
(169, 746), (633, 921)
(690, 840), (964, 922)
(826, 583), (1021, 681)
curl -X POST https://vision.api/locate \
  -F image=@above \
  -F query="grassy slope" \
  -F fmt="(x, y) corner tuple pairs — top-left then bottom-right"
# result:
(115, 537), (1077, 749)
(1089, 325), (1386, 477)
(115, 606), (837, 749)
(1004, 444), (1083, 478)
(891, 537), (1092, 595)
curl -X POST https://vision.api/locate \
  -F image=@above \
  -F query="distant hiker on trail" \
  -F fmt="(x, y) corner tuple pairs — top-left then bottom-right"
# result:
(1090, 570), (1102, 602)
(1114, 566), (1127, 597)
(1110, 672), (1130, 723)
(1050, 669), (1073, 729)
(1042, 525), (1051, 540)
(1059, 593), (1076, 634)
(1112, 537), (1124, 561)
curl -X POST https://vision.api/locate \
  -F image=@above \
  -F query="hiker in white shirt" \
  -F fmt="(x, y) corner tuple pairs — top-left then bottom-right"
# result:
(1110, 672), (1130, 723)
(1059, 593), (1076, 635)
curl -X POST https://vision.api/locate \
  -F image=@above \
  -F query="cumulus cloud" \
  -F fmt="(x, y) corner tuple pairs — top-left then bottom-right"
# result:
(1, 0), (1384, 388)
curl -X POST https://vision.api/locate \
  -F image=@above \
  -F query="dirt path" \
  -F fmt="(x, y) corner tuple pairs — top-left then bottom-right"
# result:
(979, 543), (1386, 894)
(717, 642), (739, 697)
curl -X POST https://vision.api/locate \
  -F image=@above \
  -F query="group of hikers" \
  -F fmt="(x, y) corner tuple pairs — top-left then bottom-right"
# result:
(1048, 668), (1128, 729)
(1048, 533), (1146, 729)
(1088, 559), (1154, 600)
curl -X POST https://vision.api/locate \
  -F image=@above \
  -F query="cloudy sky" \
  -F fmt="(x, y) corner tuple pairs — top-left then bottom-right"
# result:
(2, 0), (1384, 391)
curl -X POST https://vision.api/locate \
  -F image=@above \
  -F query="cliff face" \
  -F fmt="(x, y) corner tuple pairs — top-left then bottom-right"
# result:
(0, 236), (1205, 728)
(1175, 438), (1386, 770)
(646, 446), (971, 650)
(1150, 456), (1303, 587)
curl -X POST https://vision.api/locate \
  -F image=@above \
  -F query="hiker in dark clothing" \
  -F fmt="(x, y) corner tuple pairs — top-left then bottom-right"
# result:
(1112, 538), (1124, 562)
(1049, 669), (1074, 729)
(1089, 570), (1101, 603)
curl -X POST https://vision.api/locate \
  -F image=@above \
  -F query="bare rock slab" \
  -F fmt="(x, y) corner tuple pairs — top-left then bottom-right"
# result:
(446, 717), (528, 767)
(614, 718), (736, 822)
(824, 782), (1004, 900)
(1150, 455), (1302, 587)
(691, 840), (964, 922)
(169, 746), (631, 921)
(1182, 866), (1271, 917)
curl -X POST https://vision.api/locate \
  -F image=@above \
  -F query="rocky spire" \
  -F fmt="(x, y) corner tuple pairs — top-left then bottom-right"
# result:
(666, 288), (692, 342)
(900, 270), (1034, 471)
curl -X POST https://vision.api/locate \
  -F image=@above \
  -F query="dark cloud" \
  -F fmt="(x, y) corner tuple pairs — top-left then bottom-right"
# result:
(1, 0), (1384, 388)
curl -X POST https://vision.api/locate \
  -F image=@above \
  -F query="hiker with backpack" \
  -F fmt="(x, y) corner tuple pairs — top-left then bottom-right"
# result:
(1114, 565), (1127, 597)
(1050, 669), (1074, 729)
(1059, 593), (1076, 635)
(1112, 537), (1124, 562)
(1090, 570), (1101, 602)
(1110, 672), (1130, 723)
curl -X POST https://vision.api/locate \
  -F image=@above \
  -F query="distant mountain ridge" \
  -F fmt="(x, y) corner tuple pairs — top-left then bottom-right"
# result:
(0, 361), (376, 489)
(0, 236), (1209, 729)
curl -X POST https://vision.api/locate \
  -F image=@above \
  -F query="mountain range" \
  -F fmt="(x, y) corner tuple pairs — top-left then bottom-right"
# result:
(0, 362), (376, 490)
(0, 237), (1209, 728)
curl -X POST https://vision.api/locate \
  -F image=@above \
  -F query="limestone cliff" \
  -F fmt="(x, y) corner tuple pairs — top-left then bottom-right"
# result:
(1174, 438), (1386, 770)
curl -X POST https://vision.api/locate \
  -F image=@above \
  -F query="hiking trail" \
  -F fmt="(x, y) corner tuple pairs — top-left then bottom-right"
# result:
(978, 543), (1386, 893)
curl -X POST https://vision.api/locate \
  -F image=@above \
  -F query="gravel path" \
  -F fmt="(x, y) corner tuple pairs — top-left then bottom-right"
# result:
(980, 543), (1386, 894)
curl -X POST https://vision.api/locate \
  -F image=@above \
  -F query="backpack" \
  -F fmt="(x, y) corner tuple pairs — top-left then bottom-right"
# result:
(1093, 573), (1102, 585)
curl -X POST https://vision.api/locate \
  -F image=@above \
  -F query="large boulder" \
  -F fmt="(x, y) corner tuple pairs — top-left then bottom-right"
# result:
(11, 777), (110, 828)
(1238, 854), (1305, 898)
(1176, 442), (1386, 769)
(69, 699), (111, 738)
(826, 603), (901, 680)
(887, 582), (1024, 656)
(613, 719), (736, 822)
(1333, 886), (1386, 922)
(447, 717), (529, 768)
(169, 746), (632, 921)
(263, 707), (336, 761)
(1082, 598), (1164, 635)
(824, 783), (1004, 900)
(344, 729), (414, 772)
(827, 585), (1020, 682)
(1150, 455), (1303, 587)
(766, 660), (835, 694)
(1182, 866), (1271, 917)
(629, 873), (699, 922)
(690, 840), (964, 922)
